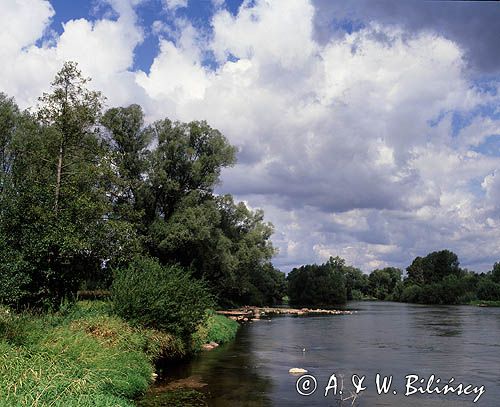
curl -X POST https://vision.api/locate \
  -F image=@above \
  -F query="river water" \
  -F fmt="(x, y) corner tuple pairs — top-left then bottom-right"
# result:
(153, 301), (500, 406)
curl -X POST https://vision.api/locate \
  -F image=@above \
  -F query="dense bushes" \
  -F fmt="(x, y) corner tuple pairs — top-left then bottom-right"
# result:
(477, 278), (500, 301)
(112, 257), (214, 339)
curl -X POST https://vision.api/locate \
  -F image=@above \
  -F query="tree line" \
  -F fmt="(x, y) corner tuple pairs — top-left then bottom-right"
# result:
(1, 62), (498, 313)
(0, 62), (286, 312)
(287, 250), (500, 306)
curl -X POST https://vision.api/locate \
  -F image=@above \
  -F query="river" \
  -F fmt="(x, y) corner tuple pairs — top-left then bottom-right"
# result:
(147, 301), (500, 406)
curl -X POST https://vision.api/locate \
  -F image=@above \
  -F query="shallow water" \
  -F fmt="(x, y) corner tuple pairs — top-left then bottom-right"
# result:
(152, 301), (500, 406)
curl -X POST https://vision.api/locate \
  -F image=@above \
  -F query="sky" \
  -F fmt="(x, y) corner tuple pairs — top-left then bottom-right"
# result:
(1, 0), (500, 273)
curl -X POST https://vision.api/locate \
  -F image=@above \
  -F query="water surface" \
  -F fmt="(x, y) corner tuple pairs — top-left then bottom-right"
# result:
(155, 302), (500, 406)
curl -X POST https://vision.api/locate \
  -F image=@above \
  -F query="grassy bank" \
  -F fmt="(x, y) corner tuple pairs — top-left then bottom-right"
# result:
(0, 302), (238, 406)
(192, 311), (239, 350)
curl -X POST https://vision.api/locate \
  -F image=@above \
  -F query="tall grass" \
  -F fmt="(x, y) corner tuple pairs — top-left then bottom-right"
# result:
(191, 311), (239, 351)
(0, 302), (186, 406)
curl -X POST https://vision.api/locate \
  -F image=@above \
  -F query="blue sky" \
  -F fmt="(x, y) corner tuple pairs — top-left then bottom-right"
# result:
(48, 0), (246, 71)
(1, 0), (500, 272)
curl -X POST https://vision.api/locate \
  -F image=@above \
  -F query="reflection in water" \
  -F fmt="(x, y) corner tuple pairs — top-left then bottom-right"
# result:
(149, 327), (275, 406)
(147, 302), (500, 407)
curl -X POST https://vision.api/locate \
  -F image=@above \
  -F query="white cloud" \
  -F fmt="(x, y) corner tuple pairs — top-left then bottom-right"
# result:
(162, 0), (188, 11)
(1, 0), (500, 271)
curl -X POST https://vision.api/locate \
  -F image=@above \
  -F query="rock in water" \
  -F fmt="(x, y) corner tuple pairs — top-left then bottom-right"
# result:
(289, 368), (308, 374)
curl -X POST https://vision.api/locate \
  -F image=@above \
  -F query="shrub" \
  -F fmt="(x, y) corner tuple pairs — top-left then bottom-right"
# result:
(400, 284), (422, 303)
(0, 239), (31, 306)
(112, 257), (214, 339)
(477, 278), (500, 301)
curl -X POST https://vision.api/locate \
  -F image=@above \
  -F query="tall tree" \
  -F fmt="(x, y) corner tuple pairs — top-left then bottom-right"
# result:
(37, 61), (103, 212)
(1, 62), (110, 305)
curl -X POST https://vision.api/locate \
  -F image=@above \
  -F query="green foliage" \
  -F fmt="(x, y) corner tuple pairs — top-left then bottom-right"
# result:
(400, 284), (423, 303)
(0, 301), (186, 406)
(191, 311), (239, 351)
(344, 265), (369, 300)
(368, 267), (402, 300)
(406, 250), (460, 286)
(112, 257), (214, 339)
(396, 251), (500, 305)
(477, 278), (500, 301)
(287, 256), (347, 306)
(0, 62), (115, 307)
(491, 262), (500, 284)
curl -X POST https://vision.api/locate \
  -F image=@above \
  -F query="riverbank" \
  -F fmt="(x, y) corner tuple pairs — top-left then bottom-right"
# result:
(469, 300), (500, 307)
(0, 301), (238, 406)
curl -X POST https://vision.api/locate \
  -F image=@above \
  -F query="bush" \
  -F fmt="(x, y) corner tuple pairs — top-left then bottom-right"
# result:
(477, 278), (500, 301)
(401, 284), (422, 303)
(112, 257), (214, 339)
(0, 240), (31, 306)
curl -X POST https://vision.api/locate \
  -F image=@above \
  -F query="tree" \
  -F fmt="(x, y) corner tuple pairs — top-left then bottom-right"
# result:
(287, 257), (347, 306)
(147, 118), (236, 220)
(0, 93), (19, 195)
(0, 63), (284, 308)
(343, 266), (369, 300)
(37, 61), (104, 212)
(491, 262), (500, 284)
(406, 250), (460, 286)
(368, 267), (402, 300)
(0, 62), (112, 306)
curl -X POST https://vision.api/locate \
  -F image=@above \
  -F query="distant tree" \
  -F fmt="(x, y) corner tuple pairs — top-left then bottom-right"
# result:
(491, 262), (500, 284)
(342, 265), (369, 300)
(368, 267), (402, 300)
(287, 257), (347, 306)
(406, 250), (460, 286)
(477, 278), (500, 301)
(403, 250), (468, 305)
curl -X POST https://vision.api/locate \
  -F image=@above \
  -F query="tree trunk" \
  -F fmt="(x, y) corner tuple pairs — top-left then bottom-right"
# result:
(54, 141), (64, 211)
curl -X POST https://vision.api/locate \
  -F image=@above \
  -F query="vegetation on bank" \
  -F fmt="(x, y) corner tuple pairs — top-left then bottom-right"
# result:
(0, 301), (181, 406)
(0, 62), (255, 406)
(0, 61), (285, 312)
(0, 301), (238, 406)
(287, 252), (500, 307)
(192, 311), (239, 350)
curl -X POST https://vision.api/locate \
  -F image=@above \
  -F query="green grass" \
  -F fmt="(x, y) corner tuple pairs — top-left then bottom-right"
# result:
(191, 311), (239, 351)
(0, 302), (238, 406)
(0, 301), (186, 406)
(468, 300), (500, 307)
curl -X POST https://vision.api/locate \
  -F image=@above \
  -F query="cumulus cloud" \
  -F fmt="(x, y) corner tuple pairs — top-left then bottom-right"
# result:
(0, 0), (145, 109)
(312, 0), (500, 74)
(162, 0), (188, 12)
(1, 0), (500, 272)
